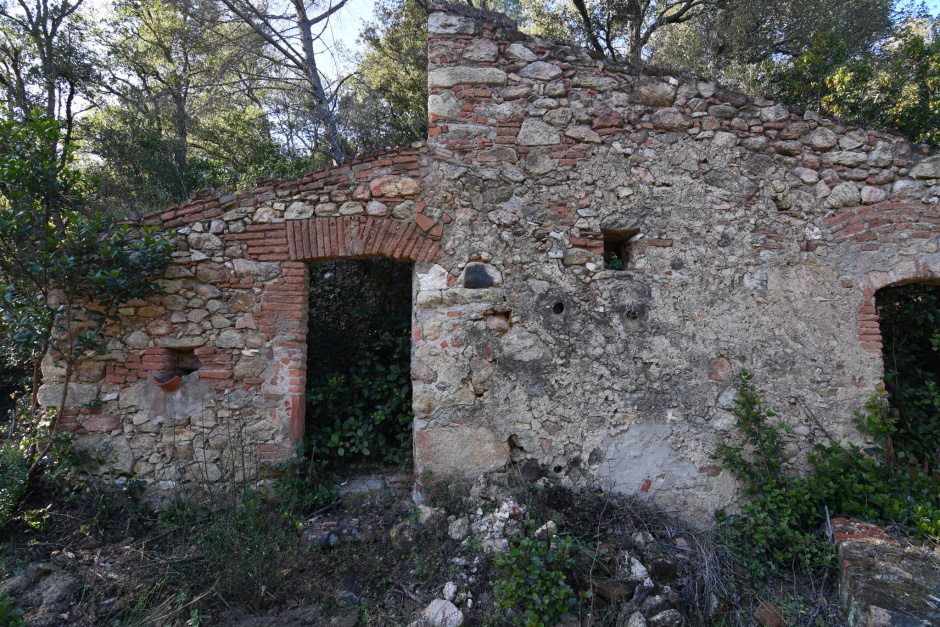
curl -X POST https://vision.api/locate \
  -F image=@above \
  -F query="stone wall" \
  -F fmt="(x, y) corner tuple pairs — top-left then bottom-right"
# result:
(39, 2), (940, 518)
(39, 143), (435, 497)
(413, 2), (940, 518)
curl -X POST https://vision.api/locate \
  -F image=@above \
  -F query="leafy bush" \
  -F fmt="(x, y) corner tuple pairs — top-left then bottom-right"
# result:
(306, 331), (412, 465)
(767, 27), (940, 146)
(0, 594), (24, 627)
(716, 371), (940, 579)
(492, 527), (580, 626)
(0, 441), (27, 528)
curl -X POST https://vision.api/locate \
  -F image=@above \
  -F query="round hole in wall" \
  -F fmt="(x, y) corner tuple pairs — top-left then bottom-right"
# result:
(552, 302), (565, 315)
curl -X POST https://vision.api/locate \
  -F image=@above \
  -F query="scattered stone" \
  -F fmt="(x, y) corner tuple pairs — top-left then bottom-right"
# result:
(449, 517), (470, 541)
(535, 520), (558, 539)
(418, 504), (446, 526)
(648, 609), (684, 627)
(421, 599), (464, 627)
(442, 581), (458, 602)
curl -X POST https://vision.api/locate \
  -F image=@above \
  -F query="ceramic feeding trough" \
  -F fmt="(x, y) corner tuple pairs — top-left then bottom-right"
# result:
(155, 374), (181, 392)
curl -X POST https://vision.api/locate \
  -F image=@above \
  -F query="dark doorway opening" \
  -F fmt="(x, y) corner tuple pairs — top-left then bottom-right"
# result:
(875, 283), (940, 466)
(305, 258), (414, 469)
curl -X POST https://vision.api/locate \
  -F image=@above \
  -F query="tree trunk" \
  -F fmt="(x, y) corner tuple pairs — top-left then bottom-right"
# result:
(629, 18), (643, 65)
(293, 0), (345, 166)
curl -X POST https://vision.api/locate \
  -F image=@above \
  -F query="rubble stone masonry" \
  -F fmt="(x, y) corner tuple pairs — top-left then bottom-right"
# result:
(40, 2), (940, 519)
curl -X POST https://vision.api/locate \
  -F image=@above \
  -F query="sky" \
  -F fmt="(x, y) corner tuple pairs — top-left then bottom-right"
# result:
(311, 0), (376, 82)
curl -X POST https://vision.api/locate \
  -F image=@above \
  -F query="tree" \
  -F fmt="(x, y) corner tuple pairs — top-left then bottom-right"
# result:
(0, 0), (97, 147)
(645, 0), (901, 88)
(216, 0), (349, 164)
(338, 0), (428, 153)
(767, 20), (939, 146)
(81, 0), (283, 214)
(520, 0), (726, 65)
(0, 111), (173, 471)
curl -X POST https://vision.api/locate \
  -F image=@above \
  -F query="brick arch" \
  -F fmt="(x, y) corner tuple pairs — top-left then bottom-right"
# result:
(856, 260), (940, 351)
(827, 202), (940, 250)
(286, 216), (441, 263)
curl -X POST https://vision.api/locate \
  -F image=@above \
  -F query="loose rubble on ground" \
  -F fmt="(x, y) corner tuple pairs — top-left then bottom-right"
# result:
(3, 471), (938, 626)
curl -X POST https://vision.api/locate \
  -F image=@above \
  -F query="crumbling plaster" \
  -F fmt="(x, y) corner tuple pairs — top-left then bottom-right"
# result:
(38, 2), (940, 518)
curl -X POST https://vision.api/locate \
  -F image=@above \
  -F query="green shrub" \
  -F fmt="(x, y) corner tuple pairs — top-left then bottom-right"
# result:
(0, 442), (27, 528)
(0, 594), (24, 627)
(716, 371), (940, 579)
(492, 527), (581, 626)
(306, 330), (413, 466)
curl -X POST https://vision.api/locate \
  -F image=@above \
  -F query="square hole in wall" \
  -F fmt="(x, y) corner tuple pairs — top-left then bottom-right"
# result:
(603, 229), (639, 271)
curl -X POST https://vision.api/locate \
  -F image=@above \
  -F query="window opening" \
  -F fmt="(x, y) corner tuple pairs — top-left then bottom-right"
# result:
(603, 229), (639, 271)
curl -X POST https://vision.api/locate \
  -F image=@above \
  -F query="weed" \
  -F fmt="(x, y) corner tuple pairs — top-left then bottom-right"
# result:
(0, 442), (27, 528)
(716, 371), (940, 579)
(492, 522), (582, 626)
(191, 487), (304, 611)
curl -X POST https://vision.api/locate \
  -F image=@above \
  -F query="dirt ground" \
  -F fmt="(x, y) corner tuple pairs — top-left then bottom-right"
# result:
(0, 470), (849, 627)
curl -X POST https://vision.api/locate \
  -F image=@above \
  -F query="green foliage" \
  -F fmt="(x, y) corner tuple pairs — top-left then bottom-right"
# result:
(192, 488), (303, 611)
(602, 251), (623, 271)
(306, 332), (412, 465)
(0, 594), (24, 627)
(0, 441), (27, 528)
(877, 283), (940, 463)
(305, 259), (413, 468)
(717, 371), (940, 579)
(645, 0), (899, 91)
(768, 23), (940, 146)
(714, 372), (832, 576)
(339, 0), (428, 153)
(0, 110), (172, 466)
(492, 527), (581, 626)
(267, 452), (338, 514)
